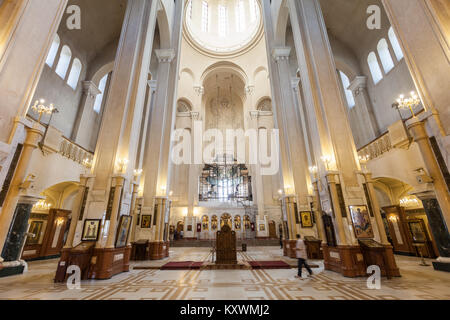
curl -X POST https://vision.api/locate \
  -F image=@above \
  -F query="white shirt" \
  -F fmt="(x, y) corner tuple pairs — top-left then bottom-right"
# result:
(296, 239), (307, 259)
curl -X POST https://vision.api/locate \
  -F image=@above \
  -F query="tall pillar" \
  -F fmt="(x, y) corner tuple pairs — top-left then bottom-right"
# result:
(382, 0), (450, 136)
(287, 0), (398, 277)
(104, 176), (125, 249)
(348, 76), (379, 144)
(64, 174), (94, 249)
(0, 125), (42, 257)
(128, 181), (140, 246)
(71, 81), (101, 143)
(312, 181), (326, 242)
(407, 118), (450, 271)
(0, 0), (67, 143)
(248, 111), (265, 216)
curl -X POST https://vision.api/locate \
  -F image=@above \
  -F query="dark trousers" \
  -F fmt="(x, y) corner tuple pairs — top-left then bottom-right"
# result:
(297, 258), (313, 277)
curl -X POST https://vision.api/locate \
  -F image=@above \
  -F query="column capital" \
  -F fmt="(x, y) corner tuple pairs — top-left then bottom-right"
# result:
(272, 47), (291, 62)
(249, 110), (259, 120)
(82, 81), (101, 98)
(245, 85), (255, 95)
(194, 85), (204, 96)
(190, 111), (200, 120)
(155, 49), (175, 63)
(148, 80), (158, 91)
(291, 77), (300, 90)
(348, 76), (367, 95)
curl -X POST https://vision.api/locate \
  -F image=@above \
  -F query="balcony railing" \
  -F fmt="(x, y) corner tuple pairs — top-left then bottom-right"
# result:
(59, 137), (93, 168)
(357, 132), (392, 161)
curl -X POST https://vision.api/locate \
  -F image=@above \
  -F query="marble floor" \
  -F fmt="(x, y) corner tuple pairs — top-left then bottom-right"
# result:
(0, 247), (449, 300)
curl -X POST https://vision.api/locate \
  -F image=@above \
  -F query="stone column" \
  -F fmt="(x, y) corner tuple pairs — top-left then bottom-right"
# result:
(312, 181), (326, 241)
(362, 173), (390, 245)
(348, 76), (379, 144)
(127, 181), (139, 246)
(326, 173), (349, 246)
(104, 176), (125, 249)
(382, 0), (450, 136)
(64, 174), (94, 249)
(0, 0), (67, 143)
(407, 118), (450, 227)
(249, 111), (265, 216)
(0, 125), (42, 256)
(71, 81), (101, 142)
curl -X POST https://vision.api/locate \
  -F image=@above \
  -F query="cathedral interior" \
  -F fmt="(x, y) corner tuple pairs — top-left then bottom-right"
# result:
(0, 0), (449, 302)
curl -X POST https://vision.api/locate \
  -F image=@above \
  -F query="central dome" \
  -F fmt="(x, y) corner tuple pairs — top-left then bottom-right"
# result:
(184, 0), (262, 56)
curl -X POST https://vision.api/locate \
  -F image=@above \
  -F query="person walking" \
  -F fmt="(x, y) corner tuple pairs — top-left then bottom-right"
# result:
(295, 234), (313, 279)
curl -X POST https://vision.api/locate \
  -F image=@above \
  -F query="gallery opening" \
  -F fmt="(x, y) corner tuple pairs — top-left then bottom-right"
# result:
(0, 0), (449, 301)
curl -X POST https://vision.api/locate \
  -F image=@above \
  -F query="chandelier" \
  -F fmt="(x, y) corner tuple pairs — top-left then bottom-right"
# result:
(395, 91), (421, 117)
(33, 200), (52, 211)
(31, 99), (57, 122)
(399, 196), (420, 207)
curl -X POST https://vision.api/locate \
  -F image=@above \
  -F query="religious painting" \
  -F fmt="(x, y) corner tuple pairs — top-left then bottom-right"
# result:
(234, 216), (241, 230)
(300, 211), (314, 228)
(81, 219), (101, 242)
(187, 225), (192, 232)
(211, 215), (218, 230)
(26, 221), (43, 245)
(408, 220), (427, 243)
(115, 215), (132, 248)
(259, 224), (265, 232)
(141, 215), (152, 229)
(349, 205), (374, 239)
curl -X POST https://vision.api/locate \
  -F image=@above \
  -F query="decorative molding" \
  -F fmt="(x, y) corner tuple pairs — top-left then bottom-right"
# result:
(82, 81), (101, 99)
(148, 80), (157, 91)
(155, 49), (175, 63)
(348, 76), (367, 96)
(245, 85), (255, 96)
(291, 77), (300, 90)
(272, 47), (291, 62)
(194, 86), (204, 96)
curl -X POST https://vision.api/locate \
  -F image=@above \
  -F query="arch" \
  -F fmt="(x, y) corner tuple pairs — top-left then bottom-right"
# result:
(55, 45), (72, 79)
(211, 215), (218, 230)
(177, 98), (193, 113)
(388, 27), (404, 61)
(157, 0), (172, 48)
(367, 51), (383, 84)
(220, 213), (232, 228)
(180, 67), (196, 84)
(201, 61), (249, 86)
(273, 0), (290, 46)
(202, 215), (209, 231)
(67, 58), (82, 89)
(46, 34), (60, 67)
(377, 38), (394, 73)
(338, 70), (355, 109)
(91, 61), (114, 86)
(256, 97), (272, 111)
(234, 215), (242, 230)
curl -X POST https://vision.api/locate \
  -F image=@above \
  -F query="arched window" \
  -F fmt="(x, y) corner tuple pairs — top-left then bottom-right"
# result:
(388, 27), (404, 61)
(46, 34), (60, 67)
(201, 1), (209, 32)
(367, 52), (383, 84)
(377, 38), (394, 73)
(218, 5), (228, 37)
(187, 0), (193, 20)
(93, 74), (109, 113)
(67, 58), (82, 89)
(339, 71), (355, 109)
(235, 0), (246, 32)
(55, 45), (72, 79)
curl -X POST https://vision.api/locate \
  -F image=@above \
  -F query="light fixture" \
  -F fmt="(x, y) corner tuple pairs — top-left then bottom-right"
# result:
(55, 217), (65, 226)
(278, 189), (283, 195)
(33, 200), (52, 211)
(321, 155), (332, 171)
(388, 215), (398, 223)
(194, 207), (199, 216)
(117, 158), (129, 173)
(31, 99), (58, 122)
(395, 91), (421, 117)
(83, 158), (92, 168)
(308, 165), (318, 175)
(358, 155), (370, 164)
(400, 196), (420, 207)
(133, 169), (143, 177)
(169, 190), (173, 196)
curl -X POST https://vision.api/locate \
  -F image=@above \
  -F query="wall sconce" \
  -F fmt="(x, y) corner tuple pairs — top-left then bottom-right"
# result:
(193, 207), (199, 216)
(138, 187), (144, 197)
(285, 185), (294, 195)
(83, 158), (93, 168)
(133, 169), (143, 177)
(278, 189), (283, 195)
(321, 155), (333, 171)
(55, 217), (65, 226)
(117, 158), (129, 173)
(358, 155), (370, 164)
(183, 208), (188, 216)
(388, 215), (398, 223)
(33, 200), (52, 211)
(308, 166), (318, 175)
(169, 190), (173, 196)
